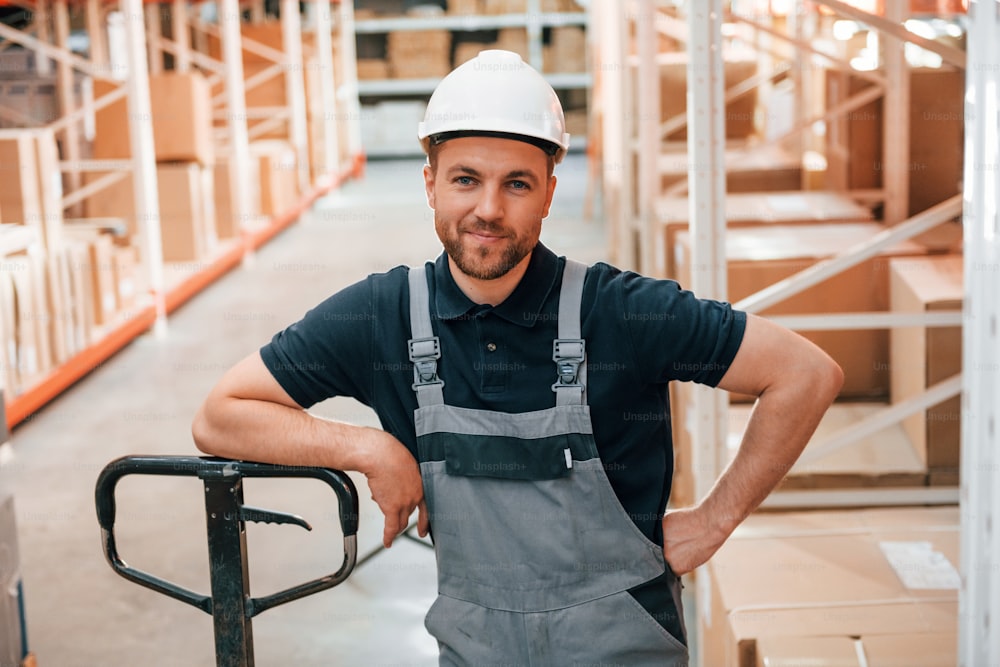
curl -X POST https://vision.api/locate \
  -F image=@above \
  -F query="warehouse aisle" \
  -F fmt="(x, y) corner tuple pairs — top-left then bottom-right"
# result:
(0, 153), (626, 665)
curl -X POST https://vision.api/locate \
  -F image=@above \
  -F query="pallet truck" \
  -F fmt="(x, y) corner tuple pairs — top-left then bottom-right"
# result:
(95, 455), (359, 667)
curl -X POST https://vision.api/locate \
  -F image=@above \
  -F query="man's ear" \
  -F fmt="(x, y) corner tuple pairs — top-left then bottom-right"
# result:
(423, 163), (435, 210)
(541, 175), (557, 219)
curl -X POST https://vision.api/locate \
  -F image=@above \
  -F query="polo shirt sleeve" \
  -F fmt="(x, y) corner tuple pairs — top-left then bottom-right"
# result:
(619, 271), (746, 387)
(259, 275), (376, 409)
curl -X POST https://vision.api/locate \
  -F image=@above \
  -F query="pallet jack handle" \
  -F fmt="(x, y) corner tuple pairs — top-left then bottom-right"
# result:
(95, 455), (359, 666)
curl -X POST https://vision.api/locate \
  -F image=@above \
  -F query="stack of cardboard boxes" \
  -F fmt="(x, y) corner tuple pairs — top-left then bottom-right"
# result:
(701, 506), (959, 666)
(87, 72), (217, 263)
(0, 130), (75, 397)
(0, 126), (142, 397)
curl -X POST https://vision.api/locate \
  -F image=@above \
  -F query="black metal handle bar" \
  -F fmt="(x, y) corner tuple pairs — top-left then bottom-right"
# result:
(95, 455), (359, 618)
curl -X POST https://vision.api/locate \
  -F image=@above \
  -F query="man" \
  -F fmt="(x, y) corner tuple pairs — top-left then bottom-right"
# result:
(193, 50), (843, 665)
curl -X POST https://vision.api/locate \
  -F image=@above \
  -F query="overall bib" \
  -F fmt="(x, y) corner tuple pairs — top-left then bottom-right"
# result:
(407, 260), (689, 666)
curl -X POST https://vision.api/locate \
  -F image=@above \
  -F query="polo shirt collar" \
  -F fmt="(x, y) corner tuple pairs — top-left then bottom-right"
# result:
(433, 243), (560, 327)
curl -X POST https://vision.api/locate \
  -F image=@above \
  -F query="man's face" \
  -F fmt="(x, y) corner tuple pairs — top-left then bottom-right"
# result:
(423, 136), (557, 281)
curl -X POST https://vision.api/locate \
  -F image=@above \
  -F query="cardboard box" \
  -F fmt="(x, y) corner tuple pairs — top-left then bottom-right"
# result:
(356, 58), (390, 80)
(0, 129), (64, 249)
(62, 238), (95, 347)
(547, 27), (587, 73)
(0, 223), (63, 372)
(909, 67), (964, 217)
(92, 72), (215, 166)
(0, 132), (42, 229)
(826, 67), (964, 219)
(701, 506), (959, 667)
(7, 257), (44, 391)
(889, 255), (963, 473)
(112, 244), (141, 313)
(387, 30), (451, 59)
(754, 633), (957, 667)
(653, 52), (758, 141)
(386, 30), (451, 79)
(158, 163), (216, 262)
(0, 271), (18, 397)
(213, 156), (264, 239)
(44, 250), (74, 366)
(728, 400), (926, 490)
(657, 144), (803, 194)
(825, 69), (881, 194)
(85, 163), (217, 262)
(673, 222), (929, 400)
(148, 73), (214, 165)
(62, 229), (118, 327)
(250, 141), (299, 218)
(669, 384), (927, 508)
(660, 191), (874, 278)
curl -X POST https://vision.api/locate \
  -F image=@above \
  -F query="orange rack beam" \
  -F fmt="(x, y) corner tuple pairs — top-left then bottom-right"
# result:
(6, 152), (366, 431)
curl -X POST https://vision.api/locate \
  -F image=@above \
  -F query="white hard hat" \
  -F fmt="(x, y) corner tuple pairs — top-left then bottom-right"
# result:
(418, 49), (571, 163)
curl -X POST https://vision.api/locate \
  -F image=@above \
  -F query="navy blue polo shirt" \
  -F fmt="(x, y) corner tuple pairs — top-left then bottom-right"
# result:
(261, 242), (746, 545)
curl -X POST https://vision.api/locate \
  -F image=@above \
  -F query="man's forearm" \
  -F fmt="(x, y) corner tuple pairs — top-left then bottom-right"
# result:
(702, 375), (839, 534)
(192, 396), (377, 473)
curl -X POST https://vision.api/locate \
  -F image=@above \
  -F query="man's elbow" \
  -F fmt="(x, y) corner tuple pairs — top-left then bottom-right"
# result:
(191, 402), (222, 456)
(816, 354), (845, 404)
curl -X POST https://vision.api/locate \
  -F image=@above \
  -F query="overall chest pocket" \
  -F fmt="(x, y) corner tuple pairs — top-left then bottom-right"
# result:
(443, 435), (573, 481)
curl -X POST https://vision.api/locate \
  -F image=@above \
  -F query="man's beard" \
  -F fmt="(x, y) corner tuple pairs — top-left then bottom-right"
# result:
(438, 216), (539, 281)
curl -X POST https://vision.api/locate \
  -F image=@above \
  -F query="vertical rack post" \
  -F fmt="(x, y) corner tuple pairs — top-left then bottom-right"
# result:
(121, 0), (167, 333)
(882, 0), (910, 224)
(219, 0), (254, 247)
(85, 0), (109, 70)
(313, 0), (339, 177)
(171, 0), (192, 72)
(635, 0), (659, 275)
(36, 0), (53, 76)
(599, 0), (631, 269)
(54, 0), (83, 217)
(336, 0), (362, 161)
(686, 3), (729, 660)
(959, 1), (1000, 664)
(280, 0), (310, 194)
(145, 2), (164, 75)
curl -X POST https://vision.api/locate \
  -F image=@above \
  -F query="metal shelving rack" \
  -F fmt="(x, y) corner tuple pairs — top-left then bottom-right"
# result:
(353, 0), (592, 156)
(354, 7), (590, 90)
(598, 0), (968, 508)
(595, 0), (994, 663)
(0, 0), (364, 429)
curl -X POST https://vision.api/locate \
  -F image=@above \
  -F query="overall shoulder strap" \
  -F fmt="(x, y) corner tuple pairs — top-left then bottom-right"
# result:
(553, 259), (588, 406)
(407, 264), (444, 407)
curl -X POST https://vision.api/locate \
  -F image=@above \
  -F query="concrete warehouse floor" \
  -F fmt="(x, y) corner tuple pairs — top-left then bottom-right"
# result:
(0, 153), (698, 665)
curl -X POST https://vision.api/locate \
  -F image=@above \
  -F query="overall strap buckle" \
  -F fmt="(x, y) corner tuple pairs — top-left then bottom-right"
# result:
(551, 338), (585, 391)
(408, 336), (444, 390)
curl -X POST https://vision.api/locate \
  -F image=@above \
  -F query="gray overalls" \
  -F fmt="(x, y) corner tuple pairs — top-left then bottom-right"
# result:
(407, 260), (689, 666)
